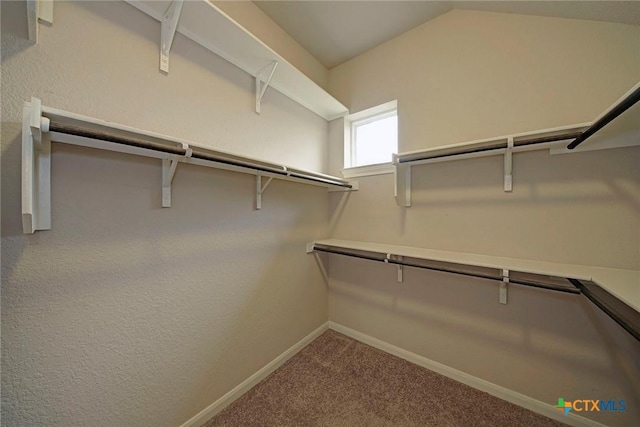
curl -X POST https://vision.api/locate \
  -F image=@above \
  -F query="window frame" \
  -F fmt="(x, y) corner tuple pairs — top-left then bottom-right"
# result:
(350, 109), (398, 168)
(342, 100), (398, 177)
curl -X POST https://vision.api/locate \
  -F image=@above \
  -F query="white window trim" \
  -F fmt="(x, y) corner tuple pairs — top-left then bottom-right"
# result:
(343, 100), (398, 177)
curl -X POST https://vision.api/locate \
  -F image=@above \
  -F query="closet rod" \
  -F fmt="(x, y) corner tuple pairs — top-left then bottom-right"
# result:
(570, 279), (640, 341)
(48, 122), (352, 189)
(315, 244), (639, 341)
(397, 130), (581, 164)
(313, 246), (580, 294)
(567, 85), (640, 150)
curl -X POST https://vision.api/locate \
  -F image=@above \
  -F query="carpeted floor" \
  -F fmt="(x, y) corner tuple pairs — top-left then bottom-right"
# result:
(204, 330), (567, 426)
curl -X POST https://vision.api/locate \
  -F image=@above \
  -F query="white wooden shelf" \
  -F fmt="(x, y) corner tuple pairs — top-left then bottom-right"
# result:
(124, 0), (349, 121)
(21, 98), (357, 234)
(309, 238), (640, 339)
(393, 82), (640, 206)
(311, 239), (638, 307)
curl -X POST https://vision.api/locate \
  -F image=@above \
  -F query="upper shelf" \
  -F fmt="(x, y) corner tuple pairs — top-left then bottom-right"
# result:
(124, 0), (349, 121)
(393, 81), (640, 206)
(394, 123), (590, 166)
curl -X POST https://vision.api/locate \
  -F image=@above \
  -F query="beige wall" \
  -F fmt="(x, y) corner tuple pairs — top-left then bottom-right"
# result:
(3, 3), (640, 426)
(1, 2), (329, 426)
(327, 10), (640, 426)
(213, 0), (328, 90)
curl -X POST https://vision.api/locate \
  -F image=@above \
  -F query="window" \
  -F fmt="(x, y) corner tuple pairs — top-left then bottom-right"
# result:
(352, 111), (397, 167)
(344, 100), (398, 172)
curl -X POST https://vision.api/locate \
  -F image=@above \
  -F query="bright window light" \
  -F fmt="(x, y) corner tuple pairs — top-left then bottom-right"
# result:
(352, 111), (397, 167)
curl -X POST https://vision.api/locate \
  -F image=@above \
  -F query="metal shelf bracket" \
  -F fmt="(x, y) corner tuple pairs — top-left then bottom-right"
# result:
(160, 0), (184, 73)
(255, 172), (274, 210)
(255, 61), (278, 114)
(504, 137), (513, 192)
(500, 269), (509, 304)
(162, 143), (191, 207)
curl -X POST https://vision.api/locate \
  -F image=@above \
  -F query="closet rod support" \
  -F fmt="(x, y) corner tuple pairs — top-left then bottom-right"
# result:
(504, 138), (513, 192)
(38, 0), (54, 25)
(22, 98), (51, 233)
(393, 155), (411, 207)
(162, 144), (191, 207)
(256, 173), (274, 210)
(500, 269), (509, 304)
(160, 0), (184, 73)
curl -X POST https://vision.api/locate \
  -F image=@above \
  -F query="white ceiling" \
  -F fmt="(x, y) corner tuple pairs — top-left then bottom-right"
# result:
(253, 1), (640, 69)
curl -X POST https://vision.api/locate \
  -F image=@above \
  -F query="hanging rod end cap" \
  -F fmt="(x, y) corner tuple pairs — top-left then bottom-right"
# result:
(40, 117), (50, 133)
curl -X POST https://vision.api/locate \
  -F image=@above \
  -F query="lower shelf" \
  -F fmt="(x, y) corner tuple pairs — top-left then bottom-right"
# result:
(308, 238), (640, 341)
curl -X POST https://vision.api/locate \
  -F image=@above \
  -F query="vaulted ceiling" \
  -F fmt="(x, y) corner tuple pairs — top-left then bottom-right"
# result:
(253, 1), (640, 68)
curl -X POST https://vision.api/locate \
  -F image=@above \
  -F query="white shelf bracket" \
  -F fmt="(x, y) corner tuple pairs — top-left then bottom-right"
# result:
(39, 0), (54, 25)
(384, 253), (404, 281)
(306, 243), (329, 284)
(500, 269), (509, 304)
(162, 158), (179, 208)
(160, 0), (184, 73)
(255, 61), (278, 114)
(504, 137), (514, 192)
(26, 0), (38, 42)
(22, 97), (51, 233)
(394, 155), (412, 207)
(162, 143), (191, 208)
(255, 172), (274, 210)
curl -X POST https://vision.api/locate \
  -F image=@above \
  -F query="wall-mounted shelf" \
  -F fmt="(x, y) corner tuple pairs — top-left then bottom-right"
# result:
(393, 82), (640, 207)
(307, 239), (640, 341)
(21, 98), (357, 234)
(124, 0), (349, 121)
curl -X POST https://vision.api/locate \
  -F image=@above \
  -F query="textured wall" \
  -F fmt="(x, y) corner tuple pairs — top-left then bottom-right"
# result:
(327, 10), (640, 426)
(1, 1), (329, 426)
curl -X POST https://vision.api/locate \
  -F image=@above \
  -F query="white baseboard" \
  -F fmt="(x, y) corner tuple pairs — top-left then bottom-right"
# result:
(180, 320), (607, 427)
(328, 322), (607, 427)
(180, 322), (329, 427)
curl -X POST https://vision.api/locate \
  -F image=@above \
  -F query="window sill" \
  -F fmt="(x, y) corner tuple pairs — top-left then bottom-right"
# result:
(342, 163), (395, 178)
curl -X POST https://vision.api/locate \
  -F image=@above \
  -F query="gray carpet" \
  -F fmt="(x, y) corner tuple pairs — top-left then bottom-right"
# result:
(204, 330), (567, 426)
